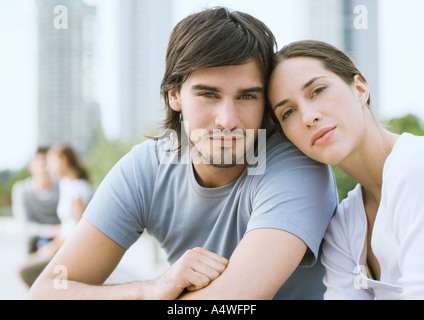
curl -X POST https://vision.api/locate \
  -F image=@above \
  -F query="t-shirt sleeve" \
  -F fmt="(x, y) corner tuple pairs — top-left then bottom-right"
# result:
(83, 141), (156, 249)
(246, 144), (338, 266)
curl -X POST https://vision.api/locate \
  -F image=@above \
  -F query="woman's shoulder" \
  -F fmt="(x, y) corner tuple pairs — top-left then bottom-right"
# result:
(384, 133), (424, 181)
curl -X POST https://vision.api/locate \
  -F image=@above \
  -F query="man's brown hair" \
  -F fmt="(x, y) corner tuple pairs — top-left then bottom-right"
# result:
(158, 7), (278, 147)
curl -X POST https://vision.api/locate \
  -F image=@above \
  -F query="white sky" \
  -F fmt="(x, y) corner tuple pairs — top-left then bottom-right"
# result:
(1, 0), (424, 171)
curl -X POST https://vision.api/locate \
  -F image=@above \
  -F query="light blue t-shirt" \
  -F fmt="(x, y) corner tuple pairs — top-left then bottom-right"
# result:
(83, 132), (337, 299)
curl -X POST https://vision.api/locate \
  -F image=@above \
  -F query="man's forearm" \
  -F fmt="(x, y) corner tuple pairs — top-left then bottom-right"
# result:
(28, 279), (161, 300)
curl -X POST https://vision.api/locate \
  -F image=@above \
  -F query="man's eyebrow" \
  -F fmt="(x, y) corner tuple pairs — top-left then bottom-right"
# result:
(239, 87), (264, 94)
(273, 76), (327, 111)
(191, 84), (221, 92)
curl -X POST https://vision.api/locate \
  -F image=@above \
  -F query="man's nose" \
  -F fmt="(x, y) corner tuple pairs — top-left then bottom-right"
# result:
(215, 99), (241, 129)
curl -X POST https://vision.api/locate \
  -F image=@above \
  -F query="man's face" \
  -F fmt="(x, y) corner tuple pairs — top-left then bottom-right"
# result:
(168, 60), (265, 168)
(28, 153), (49, 177)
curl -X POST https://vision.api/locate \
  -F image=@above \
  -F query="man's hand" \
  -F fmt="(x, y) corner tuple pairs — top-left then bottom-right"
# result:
(29, 220), (228, 300)
(151, 247), (228, 299)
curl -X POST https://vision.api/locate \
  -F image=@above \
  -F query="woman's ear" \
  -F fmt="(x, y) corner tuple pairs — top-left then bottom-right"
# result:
(353, 74), (370, 107)
(168, 87), (181, 112)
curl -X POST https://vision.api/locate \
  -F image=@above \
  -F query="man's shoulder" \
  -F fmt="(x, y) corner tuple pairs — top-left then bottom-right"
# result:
(263, 133), (324, 172)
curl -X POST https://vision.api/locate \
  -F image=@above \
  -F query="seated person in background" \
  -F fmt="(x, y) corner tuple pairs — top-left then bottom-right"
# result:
(12, 147), (60, 254)
(18, 143), (93, 287)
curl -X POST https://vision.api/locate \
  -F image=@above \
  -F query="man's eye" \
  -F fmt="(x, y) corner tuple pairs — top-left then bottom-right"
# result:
(199, 92), (218, 99)
(239, 94), (255, 100)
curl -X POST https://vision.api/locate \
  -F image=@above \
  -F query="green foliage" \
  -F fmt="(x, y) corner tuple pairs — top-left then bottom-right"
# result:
(0, 167), (30, 216)
(384, 114), (424, 136)
(84, 127), (149, 187)
(332, 166), (357, 202)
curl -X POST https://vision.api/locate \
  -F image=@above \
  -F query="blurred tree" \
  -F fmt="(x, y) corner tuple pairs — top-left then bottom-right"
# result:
(385, 113), (424, 136)
(0, 167), (30, 217)
(85, 127), (147, 187)
(332, 166), (357, 202)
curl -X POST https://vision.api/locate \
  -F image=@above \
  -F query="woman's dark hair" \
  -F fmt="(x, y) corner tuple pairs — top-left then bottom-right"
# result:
(51, 143), (89, 181)
(158, 7), (278, 147)
(273, 40), (371, 106)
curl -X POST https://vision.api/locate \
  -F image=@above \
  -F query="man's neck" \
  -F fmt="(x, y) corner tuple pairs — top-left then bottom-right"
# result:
(192, 162), (247, 188)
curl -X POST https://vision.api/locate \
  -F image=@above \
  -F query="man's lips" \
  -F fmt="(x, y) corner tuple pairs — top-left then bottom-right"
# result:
(311, 126), (336, 146)
(211, 135), (244, 146)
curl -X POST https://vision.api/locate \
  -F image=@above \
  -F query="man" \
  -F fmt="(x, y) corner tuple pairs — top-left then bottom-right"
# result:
(12, 147), (60, 254)
(30, 7), (337, 300)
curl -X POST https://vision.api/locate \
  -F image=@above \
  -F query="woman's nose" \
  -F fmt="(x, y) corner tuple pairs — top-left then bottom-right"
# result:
(301, 105), (321, 127)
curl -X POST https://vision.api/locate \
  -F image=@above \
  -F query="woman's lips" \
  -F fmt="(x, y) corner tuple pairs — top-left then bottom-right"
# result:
(311, 126), (336, 147)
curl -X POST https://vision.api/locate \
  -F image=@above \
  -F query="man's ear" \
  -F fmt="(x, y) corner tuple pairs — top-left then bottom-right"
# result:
(353, 74), (370, 106)
(168, 87), (181, 112)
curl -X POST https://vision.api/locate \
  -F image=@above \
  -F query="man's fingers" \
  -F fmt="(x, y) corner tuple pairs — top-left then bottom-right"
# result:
(188, 247), (228, 273)
(173, 247), (229, 291)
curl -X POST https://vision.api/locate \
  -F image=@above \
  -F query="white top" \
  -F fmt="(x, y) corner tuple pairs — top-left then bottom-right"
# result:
(57, 177), (94, 237)
(322, 133), (424, 299)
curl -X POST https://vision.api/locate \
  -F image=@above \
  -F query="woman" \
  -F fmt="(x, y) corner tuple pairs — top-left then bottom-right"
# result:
(46, 143), (94, 244)
(268, 40), (424, 299)
(19, 143), (93, 286)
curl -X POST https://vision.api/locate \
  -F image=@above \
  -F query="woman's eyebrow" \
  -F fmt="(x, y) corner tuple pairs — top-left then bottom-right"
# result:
(273, 76), (327, 111)
(302, 76), (326, 91)
(273, 99), (289, 111)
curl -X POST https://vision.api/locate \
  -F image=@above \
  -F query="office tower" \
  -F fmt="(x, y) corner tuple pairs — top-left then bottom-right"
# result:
(37, 0), (100, 156)
(119, 0), (174, 140)
(307, 0), (380, 107)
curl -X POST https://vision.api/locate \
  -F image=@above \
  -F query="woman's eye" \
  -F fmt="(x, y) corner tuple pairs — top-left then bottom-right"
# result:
(312, 86), (326, 97)
(281, 109), (294, 121)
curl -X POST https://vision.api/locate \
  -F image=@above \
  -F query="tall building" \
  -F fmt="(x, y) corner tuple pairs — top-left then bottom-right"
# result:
(37, 0), (100, 156)
(118, 0), (174, 140)
(307, 0), (380, 108)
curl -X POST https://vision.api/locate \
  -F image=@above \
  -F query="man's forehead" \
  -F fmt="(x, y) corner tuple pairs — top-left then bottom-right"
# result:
(185, 61), (264, 89)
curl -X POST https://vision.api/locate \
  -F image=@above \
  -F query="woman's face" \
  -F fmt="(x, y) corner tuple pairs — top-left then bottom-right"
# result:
(47, 151), (67, 178)
(268, 57), (370, 165)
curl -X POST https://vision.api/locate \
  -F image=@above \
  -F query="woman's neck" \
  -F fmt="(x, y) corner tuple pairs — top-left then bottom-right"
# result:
(63, 168), (78, 181)
(338, 121), (399, 205)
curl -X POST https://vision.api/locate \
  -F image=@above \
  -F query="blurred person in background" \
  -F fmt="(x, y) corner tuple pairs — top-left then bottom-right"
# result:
(18, 143), (94, 287)
(12, 147), (60, 254)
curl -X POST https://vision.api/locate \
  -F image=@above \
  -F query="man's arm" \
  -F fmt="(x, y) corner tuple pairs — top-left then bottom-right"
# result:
(29, 218), (228, 300)
(180, 228), (307, 300)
